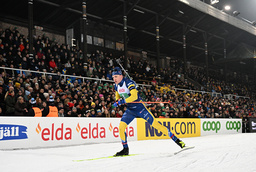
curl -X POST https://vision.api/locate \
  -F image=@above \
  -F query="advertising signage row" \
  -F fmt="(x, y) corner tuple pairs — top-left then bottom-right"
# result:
(0, 117), (137, 150)
(0, 117), (242, 150)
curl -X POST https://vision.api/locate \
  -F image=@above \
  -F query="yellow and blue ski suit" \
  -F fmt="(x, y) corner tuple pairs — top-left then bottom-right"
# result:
(115, 77), (179, 148)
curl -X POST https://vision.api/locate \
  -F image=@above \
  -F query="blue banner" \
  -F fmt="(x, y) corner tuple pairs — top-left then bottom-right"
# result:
(0, 124), (28, 141)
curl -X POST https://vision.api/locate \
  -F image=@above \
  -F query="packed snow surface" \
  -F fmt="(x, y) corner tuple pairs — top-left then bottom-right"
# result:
(1, 133), (256, 172)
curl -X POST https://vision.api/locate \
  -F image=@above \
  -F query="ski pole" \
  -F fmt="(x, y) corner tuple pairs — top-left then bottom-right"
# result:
(127, 101), (184, 104)
(129, 101), (170, 104)
(116, 59), (132, 80)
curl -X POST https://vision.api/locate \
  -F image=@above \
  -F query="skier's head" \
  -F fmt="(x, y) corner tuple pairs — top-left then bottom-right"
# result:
(112, 67), (123, 84)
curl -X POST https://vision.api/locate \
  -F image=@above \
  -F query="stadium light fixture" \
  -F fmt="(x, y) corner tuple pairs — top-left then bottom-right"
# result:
(190, 29), (197, 33)
(178, 10), (184, 14)
(224, 5), (231, 11)
(211, 0), (219, 5)
(233, 11), (240, 17)
(133, 8), (145, 14)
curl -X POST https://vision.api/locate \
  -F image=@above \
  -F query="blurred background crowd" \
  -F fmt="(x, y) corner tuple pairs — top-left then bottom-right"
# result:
(0, 27), (255, 127)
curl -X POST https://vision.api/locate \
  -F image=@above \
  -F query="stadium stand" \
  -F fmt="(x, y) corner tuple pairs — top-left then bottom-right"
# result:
(0, 27), (255, 124)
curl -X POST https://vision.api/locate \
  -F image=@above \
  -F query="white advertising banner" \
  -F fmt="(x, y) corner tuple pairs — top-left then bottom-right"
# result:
(201, 118), (242, 136)
(0, 117), (243, 150)
(0, 117), (137, 150)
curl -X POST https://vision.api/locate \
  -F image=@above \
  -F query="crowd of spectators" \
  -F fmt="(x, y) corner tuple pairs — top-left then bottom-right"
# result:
(0, 27), (255, 123)
(186, 66), (252, 97)
(168, 56), (255, 98)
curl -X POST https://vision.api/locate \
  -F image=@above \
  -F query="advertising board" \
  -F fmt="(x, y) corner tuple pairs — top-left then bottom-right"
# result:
(201, 119), (242, 136)
(137, 118), (201, 140)
(0, 117), (137, 150)
(248, 118), (256, 133)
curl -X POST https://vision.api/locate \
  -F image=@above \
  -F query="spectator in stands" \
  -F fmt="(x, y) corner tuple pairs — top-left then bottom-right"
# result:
(42, 96), (58, 117)
(90, 109), (96, 117)
(58, 107), (65, 117)
(14, 96), (28, 116)
(96, 109), (104, 117)
(71, 107), (81, 117)
(27, 98), (40, 116)
(0, 86), (5, 110)
(5, 90), (15, 115)
(49, 58), (57, 71)
(104, 109), (110, 117)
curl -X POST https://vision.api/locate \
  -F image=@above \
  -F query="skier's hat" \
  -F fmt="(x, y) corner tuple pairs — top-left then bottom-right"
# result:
(112, 67), (122, 76)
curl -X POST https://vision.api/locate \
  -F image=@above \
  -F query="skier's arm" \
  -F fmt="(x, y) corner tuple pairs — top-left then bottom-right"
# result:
(125, 84), (138, 103)
(115, 91), (121, 101)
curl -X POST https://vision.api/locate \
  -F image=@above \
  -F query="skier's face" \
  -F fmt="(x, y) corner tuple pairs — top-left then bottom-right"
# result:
(113, 75), (123, 84)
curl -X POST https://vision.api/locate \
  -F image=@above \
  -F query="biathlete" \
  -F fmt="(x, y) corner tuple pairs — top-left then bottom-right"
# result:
(112, 67), (185, 156)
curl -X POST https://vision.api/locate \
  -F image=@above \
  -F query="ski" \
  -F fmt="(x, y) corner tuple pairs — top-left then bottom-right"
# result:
(73, 146), (195, 162)
(73, 154), (139, 162)
(174, 146), (195, 155)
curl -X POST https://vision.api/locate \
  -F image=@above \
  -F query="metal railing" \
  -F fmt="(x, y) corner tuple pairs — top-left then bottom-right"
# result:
(0, 67), (250, 100)
(0, 67), (151, 87)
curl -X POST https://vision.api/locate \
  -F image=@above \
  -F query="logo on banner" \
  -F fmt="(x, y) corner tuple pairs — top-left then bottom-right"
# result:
(137, 118), (200, 140)
(146, 121), (197, 136)
(76, 123), (81, 132)
(251, 121), (256, 131)
(226, 121), (241, 132)
(36, 123), (72, 141)
(248, 118), (256, 132)
(75, 123), (134, 139)
(203, 121), (221, 133)
(109, 123), (113, 131)
(109, 123), (134, 138)
(76, 123), (106, 139)
(202, 120), (241, 133)
(0, 124), (28, 141)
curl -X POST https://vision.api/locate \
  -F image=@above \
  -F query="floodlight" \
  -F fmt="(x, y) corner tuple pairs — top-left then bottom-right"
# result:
(224, 5), (231, 11)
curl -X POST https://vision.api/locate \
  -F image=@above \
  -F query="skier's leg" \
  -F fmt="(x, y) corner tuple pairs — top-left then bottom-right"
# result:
(151, 120), (185, 148)
(119, 121), (128, 148)
(115, 109), (135, 156)
(140, 104), (185, 148)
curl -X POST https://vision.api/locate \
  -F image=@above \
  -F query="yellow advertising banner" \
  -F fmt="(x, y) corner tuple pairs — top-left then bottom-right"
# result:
(137, 118), (201, 140)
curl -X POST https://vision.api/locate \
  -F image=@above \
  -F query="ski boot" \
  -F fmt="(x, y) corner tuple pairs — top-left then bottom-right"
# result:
(175, 139), (185, 148)
(115, 147), (129, 156)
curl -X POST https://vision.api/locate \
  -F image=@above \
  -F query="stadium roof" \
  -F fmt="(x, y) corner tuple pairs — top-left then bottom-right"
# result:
(215, 0), (256, 22)
(1, 0), (256, 71)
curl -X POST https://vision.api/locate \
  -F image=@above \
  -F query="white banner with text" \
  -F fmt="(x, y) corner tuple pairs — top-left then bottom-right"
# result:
(200, 118), (242, 136)
(0, 117), (137, 150)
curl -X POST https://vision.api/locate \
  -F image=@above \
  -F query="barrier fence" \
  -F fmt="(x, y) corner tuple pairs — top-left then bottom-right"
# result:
(0, 117), (242, 150)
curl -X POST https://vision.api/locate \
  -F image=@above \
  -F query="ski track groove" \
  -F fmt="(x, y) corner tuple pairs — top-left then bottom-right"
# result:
(218, 152), (229, 165)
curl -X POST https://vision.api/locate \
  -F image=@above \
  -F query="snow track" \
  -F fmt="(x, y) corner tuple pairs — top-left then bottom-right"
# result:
(1, 133), (256, 172)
